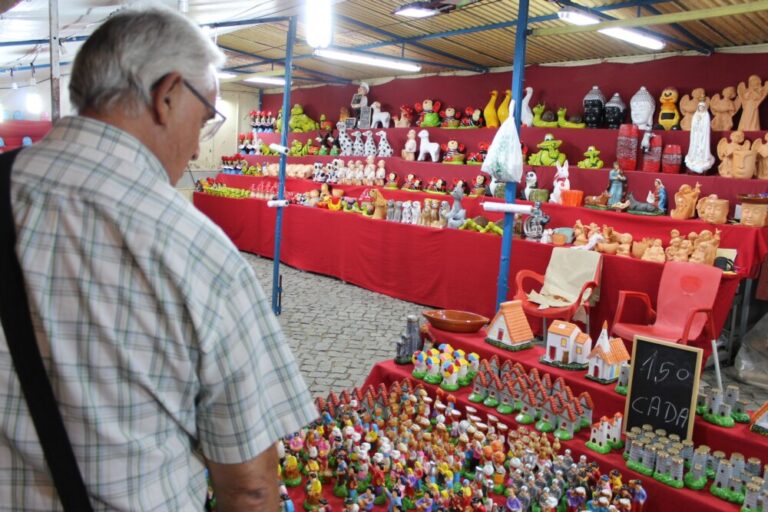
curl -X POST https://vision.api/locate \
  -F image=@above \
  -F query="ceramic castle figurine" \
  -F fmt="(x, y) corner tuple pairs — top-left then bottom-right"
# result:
(737, 74), (768, 131)
(630, 86), (655, 131)
(717, 131), (755, 178)
(696, 194), (729, 224)
(710, 86), (740, 131)
(685, 101), (716, 174)
(679, 88), (709, 131)
(671, 182), (701, 219)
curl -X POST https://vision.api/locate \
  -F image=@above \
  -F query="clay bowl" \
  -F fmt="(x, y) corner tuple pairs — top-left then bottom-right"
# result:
(422, 309), (489, 333)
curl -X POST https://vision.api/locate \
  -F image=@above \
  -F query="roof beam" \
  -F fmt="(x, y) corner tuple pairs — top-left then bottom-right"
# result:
(219, 44), (351, 84)
(533, 1), (768, 37)
(641, 4), (713, 54)
(337, 14), (488, 72)
(353, 0), (672, 51)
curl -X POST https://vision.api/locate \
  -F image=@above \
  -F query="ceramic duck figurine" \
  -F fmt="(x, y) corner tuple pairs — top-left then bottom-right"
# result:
(521, 86), (534, 127)
(484, 90), (500, 128)
(497, 89), (512, 125)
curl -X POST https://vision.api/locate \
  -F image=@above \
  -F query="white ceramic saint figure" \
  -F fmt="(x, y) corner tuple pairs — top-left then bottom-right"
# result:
(685, 102), (715, 174)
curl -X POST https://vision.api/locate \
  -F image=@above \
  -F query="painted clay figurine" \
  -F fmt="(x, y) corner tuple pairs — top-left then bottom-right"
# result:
(414, 98), (441, 127)
(717, 131), (755, 178)
(741, 203), (768, 227)
(417, 129), (440, 162)
(497, 89), (512, 125)
(656, 87), (681, 130)
(394, 104), (414, 127)
(440, 105), (461, 128)
(470, 174), (489, 197)
(670, 182), (701, 220)
(350, 82), (369, 119)
(604, 93), (626, 129)
(550, 160), (570, 204)
(520, 86), (534, 127)
(484, 90), (500, 128)
(528, 133), (566, 166)
(710, 86), (740, 131)
(441, 139), (466, 164)
(577, 146), (604, 169)
(679, 88), (709, 131)
(752, 134), (768, 179)
(652, 178), (667, 213)
(402, 129), (417, 161)
(523, 170), (537, 201)
(696, 194), (729, 224)
(685, 101), (716, 174)
(369, 101), (391, 129)
(607, 162), (627, 207)
(737, 74), (768, 131)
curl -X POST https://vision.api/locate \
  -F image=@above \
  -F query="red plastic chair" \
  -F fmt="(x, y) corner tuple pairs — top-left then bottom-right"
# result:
(513, 248), (602, 336)
(611, 261), (721, 356)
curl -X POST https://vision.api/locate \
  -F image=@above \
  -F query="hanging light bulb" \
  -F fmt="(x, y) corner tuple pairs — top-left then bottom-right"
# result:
(29, 63), (37, 86)
(26, 92), (42, 114)
(11, 69), (18, 90)
(306, 0), (332, 49)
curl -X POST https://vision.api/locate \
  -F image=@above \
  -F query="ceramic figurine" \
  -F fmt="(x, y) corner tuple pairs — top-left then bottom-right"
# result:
(737, 74), (768, 131)
(630, 86), (655, 131)
(444, 184), (467, 229)
(528, 134), (566, 166)
(710, 86), (740, 131)
(749, 402), (768, 435)
(520, 86), (534, 127)
(670, 182), (701, 220)
(440, 105), (461, 128)
(550, 160), (570, 204)
(336, 122), (353, 156)
(414, 98), (441, 127)
(470, 174), (488, 197)
(717, 131), (754, 178)
(369, 101), (391, 129)
(661, 144), (682, 174)
(684, 101), (716, 174)
(556, 107), (586, 128)
(350, 82), (369, 120)
(441, 139), (465, 164)
(652, 178), (667, 213)
(460, 106), (484, 128)
(532, 103), (559, 128)
(400, 200), (412, 224)
(523, 170), (537, 201)
(679, 88), (709, 131)
(375, 130), (393, 158)
(417, 130), (441, 162)
(466, 141), (489, 165)
(577, 146), (604, 169)
(350, 131), (364, 157)
(583, 86), (606, 128)
(523, 201), (550, 241)
(607, 162), (627, 207)
(410, 200), (420, 224)
(752, 134), (768, 179)
(484, 90), (500, 128)
(541, 321), (591, 370)
(495, 89), (512, 125)
(362, 130), (376, 157)
(288, 104), (320, 133)
(394, 104), (414, 127)
(384, 171), (399, 189)
(656, 87), (681, 130)
(640, 239), (666, 263)
(604, 93), (626, 129)
(401, 129), (417, 161)
(696, 194), (729, 224)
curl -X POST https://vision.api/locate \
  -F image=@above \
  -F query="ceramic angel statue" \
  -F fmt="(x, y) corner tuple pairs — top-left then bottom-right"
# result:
(679, 88), (709, 131)
(710, 86), (740, 131)
(737, 75), (768, 132)
(752, 134), (768, 180)
(684, 102), (715, 174)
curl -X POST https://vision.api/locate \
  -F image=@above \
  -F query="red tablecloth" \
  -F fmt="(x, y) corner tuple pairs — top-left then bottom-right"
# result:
(194, 192), (741, 341)
(364, 360), (744, 512)
(215, 174), (768, 279)
(423, 326), (768, 463)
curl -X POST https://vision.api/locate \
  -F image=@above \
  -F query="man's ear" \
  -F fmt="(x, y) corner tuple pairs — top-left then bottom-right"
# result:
(150, 72), (183, 127)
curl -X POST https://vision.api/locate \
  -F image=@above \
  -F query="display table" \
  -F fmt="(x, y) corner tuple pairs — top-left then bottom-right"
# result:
(194, 192), (742, 341)
(422, 326), (768, 462)
(363, 359), (748, 512)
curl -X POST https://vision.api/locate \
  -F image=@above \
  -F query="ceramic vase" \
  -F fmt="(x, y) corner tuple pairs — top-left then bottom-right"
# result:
(662, 144), (682, 174)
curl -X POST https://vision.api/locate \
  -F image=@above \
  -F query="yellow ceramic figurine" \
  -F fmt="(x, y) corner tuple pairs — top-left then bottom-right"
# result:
(484, 90), (500, 128)
(657, 87), (681, 130)
(497, 89), (512, 125)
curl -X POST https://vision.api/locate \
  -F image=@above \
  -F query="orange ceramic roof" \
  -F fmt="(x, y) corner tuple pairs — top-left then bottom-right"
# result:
(491, 300), (534, 344)
(575, 332), (591, 345)
(580, 392), (594, 410)
(750, 402), (768, 428)
(589, 336), (631, 365)
(563, 404), (577, 422)
(549, 321), (579, 337)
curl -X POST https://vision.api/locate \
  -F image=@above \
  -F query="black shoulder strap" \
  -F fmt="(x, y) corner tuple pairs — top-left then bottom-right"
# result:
(0, 149), (94, 511)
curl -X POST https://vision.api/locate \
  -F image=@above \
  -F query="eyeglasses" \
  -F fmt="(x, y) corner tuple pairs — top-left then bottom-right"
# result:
(183, 79), (226, 142)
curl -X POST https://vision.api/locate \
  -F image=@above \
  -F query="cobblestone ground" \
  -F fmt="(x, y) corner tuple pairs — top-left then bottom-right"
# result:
(242, 253), (768, 410)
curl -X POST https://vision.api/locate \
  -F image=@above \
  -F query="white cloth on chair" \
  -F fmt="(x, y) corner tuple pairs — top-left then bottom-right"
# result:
(527, 248), (602, 320)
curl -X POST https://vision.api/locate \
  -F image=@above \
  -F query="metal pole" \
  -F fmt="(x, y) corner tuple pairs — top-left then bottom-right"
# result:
(271, 16), (296, 315)
(495, 0), (529, 310)
(48, 0), (60, 121)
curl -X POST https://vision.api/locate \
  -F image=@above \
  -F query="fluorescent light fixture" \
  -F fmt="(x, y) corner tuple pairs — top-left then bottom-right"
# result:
(395, 2), (438, 18)
(314, 49), (422, 72)
(598, 27), (666, 50)
(306, 0), (333, 48)
(557, 8), (665, 51)
(557, 8), (599, 26)
(26, 92), (42, 115)
(217, 71), (237, 80)
(0, 102), (4, 123)
(244, 76), (287, 86)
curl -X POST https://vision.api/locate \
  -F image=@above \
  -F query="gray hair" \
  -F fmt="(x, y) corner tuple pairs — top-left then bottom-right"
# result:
(69, 7), (225, 115)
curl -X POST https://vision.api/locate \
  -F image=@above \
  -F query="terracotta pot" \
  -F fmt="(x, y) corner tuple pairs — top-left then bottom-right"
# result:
(561, 189), (584, 207)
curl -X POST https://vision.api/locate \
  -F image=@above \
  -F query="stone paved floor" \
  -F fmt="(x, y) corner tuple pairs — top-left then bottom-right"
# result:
(242, 252), (768, 411)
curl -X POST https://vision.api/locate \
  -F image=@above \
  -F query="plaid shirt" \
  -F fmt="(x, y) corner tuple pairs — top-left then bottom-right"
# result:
(0, 116), (317, 510)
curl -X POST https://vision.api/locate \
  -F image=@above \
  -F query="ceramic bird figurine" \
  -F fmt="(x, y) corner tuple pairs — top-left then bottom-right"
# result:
(497, 89), (512, 125)
(521, 86), (534, 127)
(484, 90), (500, 128)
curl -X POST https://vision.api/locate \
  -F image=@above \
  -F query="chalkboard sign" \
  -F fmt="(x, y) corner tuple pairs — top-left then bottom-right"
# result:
(623, 336), (702, 441)
(357, 106), (372, 129)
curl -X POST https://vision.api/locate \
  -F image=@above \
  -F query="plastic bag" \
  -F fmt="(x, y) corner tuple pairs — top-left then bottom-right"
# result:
(481, 115), (523, 183)
(733, 312), (768, 389)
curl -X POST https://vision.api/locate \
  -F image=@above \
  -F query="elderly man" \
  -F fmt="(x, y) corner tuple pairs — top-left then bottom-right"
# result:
(0, 7), (315, 510)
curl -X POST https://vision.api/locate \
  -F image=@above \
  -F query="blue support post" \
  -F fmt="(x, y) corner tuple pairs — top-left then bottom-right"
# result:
(271, 16), (297, 315)
(495, 0), (529, 310)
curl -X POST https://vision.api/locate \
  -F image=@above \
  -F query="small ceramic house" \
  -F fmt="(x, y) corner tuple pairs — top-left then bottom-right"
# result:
(750, 402), (768, 435)
(541, 320), (592, 369)
(555, 404), (579, 440)
(587, 322), (631, 383)
(485, 300), (535, 351)
(586, 414), (622, 454)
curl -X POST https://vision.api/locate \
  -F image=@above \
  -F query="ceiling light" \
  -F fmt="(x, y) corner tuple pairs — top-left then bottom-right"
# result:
(244, 76), (287, 86)
(557, 7), (665, 51)
(306, 0), (333, 48)
(26, 92), (42, 115)
(217, 71), (237, 80)
(557, 8), (599, 26)
(395, 2), (439, 18)
(314, 49), (422, 72)
(598, 27), (666, 50)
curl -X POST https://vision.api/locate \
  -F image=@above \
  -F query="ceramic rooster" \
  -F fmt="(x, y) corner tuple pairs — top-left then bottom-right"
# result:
(484, 90), (500, 128)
